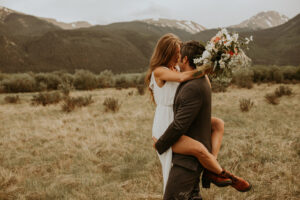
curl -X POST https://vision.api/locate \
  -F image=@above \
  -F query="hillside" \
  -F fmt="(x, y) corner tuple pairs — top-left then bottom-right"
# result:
(141, 18), (206, 33)
(243, 14), (300, 65)
(230, 11), (289, 30)
(0, 19), (191, 73)
(41, 17), (92, 29)
(0, 6), (299, 73)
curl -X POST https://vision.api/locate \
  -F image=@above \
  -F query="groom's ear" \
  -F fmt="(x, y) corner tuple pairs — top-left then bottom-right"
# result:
(183, 56), (188, 64)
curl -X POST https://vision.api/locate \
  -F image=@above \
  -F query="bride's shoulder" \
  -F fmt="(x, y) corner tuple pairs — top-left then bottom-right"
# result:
(153, 66), (170, 74)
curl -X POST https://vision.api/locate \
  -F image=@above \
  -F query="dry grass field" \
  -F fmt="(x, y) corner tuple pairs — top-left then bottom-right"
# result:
(0, 84), (299, 200)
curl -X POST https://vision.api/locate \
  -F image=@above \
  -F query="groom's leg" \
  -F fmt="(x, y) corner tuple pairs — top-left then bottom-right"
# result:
(163, 164), (202, 200)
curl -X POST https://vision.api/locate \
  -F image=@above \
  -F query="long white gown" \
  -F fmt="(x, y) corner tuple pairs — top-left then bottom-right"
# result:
(149, 66), (180, 193)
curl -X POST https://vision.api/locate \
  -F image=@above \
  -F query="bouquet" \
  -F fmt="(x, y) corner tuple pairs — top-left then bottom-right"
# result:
(193, 28), (253, 82)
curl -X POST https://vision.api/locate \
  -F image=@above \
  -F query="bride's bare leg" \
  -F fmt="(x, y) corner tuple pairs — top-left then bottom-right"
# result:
(172, 135), (223, 174)
(211, 117), (224, 159)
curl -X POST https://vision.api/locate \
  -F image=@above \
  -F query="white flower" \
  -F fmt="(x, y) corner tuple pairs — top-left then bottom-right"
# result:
(202, 50), (212, 59)
(203, 59), (211, 65)
(222, 53), (231, 60)
(193, 58), (202, 64)
(250, 35), (253, 41)
(220, 28), (228, 36)
(245, 38), (250, 44)
(224, 40), (232, 47)
(206, 42), (214, 51)
(232, 33), (239, 42)
(219, 60), (226, 69)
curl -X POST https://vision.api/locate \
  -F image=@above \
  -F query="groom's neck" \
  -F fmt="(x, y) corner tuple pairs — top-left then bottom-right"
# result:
(183, 64), (194, 72)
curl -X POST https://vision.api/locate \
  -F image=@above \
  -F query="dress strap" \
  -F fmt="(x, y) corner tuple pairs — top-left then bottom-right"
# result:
(149, 71), (154, 90)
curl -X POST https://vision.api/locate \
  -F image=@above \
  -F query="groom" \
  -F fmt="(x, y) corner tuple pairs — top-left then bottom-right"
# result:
(154, 41), (215, 200)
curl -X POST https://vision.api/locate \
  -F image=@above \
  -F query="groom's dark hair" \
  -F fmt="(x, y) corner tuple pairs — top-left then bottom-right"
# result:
(180, 41), (205, 69)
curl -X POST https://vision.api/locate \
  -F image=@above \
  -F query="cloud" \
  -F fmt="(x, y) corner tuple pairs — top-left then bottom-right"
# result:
(131, 3), (173, 19)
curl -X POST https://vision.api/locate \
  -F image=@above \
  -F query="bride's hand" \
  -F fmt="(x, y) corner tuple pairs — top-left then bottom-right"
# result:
(152, 137), (158, 149)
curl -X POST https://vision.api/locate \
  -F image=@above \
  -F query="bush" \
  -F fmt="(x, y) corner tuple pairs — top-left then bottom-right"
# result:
(103, 97), (120, 112)
(273, 70), (284, 83)
(4, 95), (20, 104)
(73, 70), (98, 90)
(211, 79), (229, 93)
(275, 85), (293, 97)
(98, 70), (114, 88)
(136, 84), (145, 95)
(265, 93), (279, 105)
(0, 73), (37, 93)
(58, 82), (74, 96)
(62, 95), (94, 112)
(58, 72), (75, 85)
(34, 73), (62, 90)
(114, 74), (137, 89)
(239, 98), (254, 112)
(232, 69), (253, 89)
(252, 65), (300, 83)
(31, 91), (62, 106)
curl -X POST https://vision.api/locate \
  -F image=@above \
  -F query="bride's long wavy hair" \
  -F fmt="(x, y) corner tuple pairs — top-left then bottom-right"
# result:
(145, 33), (182, 104)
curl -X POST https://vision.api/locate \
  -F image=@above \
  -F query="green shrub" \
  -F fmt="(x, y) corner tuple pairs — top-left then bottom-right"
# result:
(73, 70), (98, 90)
(98, 70), (114, 88)
(0, 73), (37, 93)
(31, 91), (62, 106)
(4, 95), (20, 104)
(34, 73), (62, 90)
(58, 82), (74, 96)
(211, 79), (229, 93)
(252, 65), (300, 83)
(103, 97), (120, 112)
(232, 69), (253, 89)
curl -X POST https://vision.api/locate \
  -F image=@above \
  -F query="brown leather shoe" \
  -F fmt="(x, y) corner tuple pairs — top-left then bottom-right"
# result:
(202, 169), (232, 188)
(221, 170), (252, 192)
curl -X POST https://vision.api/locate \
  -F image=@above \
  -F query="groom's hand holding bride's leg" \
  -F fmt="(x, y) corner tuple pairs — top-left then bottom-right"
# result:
(152, 137), (158, 150)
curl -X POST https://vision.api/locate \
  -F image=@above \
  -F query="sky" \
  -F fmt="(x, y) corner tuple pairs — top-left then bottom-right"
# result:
(0, 0), (300, 28)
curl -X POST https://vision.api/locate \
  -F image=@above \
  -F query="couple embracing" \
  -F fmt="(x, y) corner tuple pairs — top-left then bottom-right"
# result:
(145, 34), (251, 200)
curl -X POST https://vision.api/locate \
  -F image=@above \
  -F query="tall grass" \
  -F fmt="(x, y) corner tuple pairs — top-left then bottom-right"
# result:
(0, 84), (299, 199)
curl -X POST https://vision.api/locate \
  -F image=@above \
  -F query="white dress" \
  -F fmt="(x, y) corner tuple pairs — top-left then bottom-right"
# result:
(149, 66), (180, 193)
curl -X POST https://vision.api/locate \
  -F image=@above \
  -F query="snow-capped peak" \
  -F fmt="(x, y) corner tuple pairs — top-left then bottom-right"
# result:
(0, 6), (16, 22)
(141, 18), (206, 33)
(231, 11), (289, 30)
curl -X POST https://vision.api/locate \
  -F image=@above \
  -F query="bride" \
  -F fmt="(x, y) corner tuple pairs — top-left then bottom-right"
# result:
(145, 33), (251, 194)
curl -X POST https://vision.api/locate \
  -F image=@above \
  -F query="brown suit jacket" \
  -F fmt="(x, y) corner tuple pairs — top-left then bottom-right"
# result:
(155, 76), (212, 171)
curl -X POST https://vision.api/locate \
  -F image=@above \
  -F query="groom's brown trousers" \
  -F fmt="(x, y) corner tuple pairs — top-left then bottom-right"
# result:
(163, 162), (203, 200)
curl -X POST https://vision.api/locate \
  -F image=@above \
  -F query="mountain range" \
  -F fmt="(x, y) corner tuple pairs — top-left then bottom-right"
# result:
(140, 18), (206, 34)
(230, 11), (289, 30)
(0, 6), (299, 73)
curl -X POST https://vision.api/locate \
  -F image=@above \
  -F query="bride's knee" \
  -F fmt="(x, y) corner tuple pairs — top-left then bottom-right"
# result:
(212, 118), (224, 133)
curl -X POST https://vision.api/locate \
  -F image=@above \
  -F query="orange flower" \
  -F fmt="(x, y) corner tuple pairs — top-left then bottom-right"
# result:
(213, 37), (221, 43)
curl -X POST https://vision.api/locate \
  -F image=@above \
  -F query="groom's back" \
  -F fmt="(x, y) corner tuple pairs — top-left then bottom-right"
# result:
(173, 77), (212, 171)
